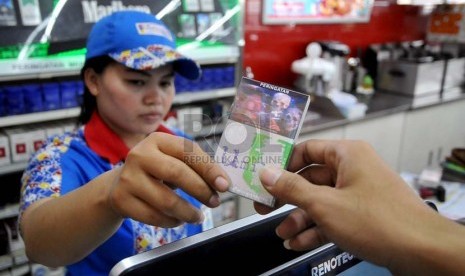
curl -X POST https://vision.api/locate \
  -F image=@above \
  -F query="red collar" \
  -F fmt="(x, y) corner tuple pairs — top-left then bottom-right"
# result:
(84, 112), (174, 164)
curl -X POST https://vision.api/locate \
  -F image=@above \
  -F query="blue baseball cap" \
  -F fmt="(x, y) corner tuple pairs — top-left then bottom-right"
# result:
(85, 11), (201, 80)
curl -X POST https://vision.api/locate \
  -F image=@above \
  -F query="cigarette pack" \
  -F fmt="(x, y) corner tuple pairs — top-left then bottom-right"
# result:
(215, 77), (310, 206)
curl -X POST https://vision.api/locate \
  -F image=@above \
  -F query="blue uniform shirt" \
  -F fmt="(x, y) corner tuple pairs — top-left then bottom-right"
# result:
(19, 112), (213, 275)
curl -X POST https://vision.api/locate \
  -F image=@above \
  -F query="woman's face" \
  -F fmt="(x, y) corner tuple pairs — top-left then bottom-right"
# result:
(86, 62), (175, 142)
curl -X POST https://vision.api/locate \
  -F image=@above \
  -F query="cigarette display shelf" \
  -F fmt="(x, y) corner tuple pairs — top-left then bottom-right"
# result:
(0, 108), (80, 128)
(0, 87), (235, 128)
(173, 87), (236, 105)
(0, 86), (234, 176)
(0, 45), (240, 82)
(0, 12), (243, 219)
(0, 203), (19, 221)
(0, 163), (28, 176)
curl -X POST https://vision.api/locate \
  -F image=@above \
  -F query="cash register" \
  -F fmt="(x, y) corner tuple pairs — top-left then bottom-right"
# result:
(110, 205), (390, 276)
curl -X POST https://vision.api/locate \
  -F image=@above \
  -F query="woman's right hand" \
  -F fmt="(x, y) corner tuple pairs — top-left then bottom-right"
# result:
(108, 132), (230, 227)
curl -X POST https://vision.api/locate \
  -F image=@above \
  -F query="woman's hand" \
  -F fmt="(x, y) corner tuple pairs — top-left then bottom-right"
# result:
(109, 132), (230, 227)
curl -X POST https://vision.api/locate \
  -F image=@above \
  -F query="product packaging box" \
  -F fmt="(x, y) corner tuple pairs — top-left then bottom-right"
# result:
(43, 122), (65, 139)
(4, 127), (29, 163)
(214, 77), (310, 206)
(60, 120), (76, 133)
(27, 127), (46, 153)
(0, 133), (11, 166)
(4, 126), (46, 163)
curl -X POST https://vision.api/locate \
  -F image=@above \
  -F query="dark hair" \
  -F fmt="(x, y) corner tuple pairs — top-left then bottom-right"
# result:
(77, 56), (115, 125)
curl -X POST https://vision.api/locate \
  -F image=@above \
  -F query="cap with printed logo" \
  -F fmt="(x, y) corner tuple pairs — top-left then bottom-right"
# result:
(85, 10), (201, 80)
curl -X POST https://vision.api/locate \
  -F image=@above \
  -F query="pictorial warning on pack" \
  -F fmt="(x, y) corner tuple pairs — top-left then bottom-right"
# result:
(214, 77), (311, 206)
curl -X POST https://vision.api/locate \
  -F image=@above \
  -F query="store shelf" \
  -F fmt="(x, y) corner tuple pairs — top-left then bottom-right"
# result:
(0, 163), (27, 175)
(0, 120), (226, 175)
(0, 203), (20, 220)
(0, 45), (239, 82)
(0, 88), (234, 175)
(0, 255), (13, 271)
(0, 56), (84, 82)
(0, 122), (226, 176)
(173, 87), (236, 105)
(178, 45), (240, 65)
(0, 108), (80, 128)
(0, 88), (234, 128)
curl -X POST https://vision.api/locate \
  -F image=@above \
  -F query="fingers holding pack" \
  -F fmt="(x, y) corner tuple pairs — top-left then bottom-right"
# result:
(259, 166), (320, 208)
(129, 133), (230, 208)
(150, 133), (230, 191)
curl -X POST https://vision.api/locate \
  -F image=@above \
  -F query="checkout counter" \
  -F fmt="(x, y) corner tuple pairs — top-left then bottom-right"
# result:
(110, 205), (390, 276)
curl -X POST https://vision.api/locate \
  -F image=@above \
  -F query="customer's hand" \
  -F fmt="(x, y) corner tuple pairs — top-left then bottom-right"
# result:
(108, 132), (230, 227)
(255, 140), (447, 273)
